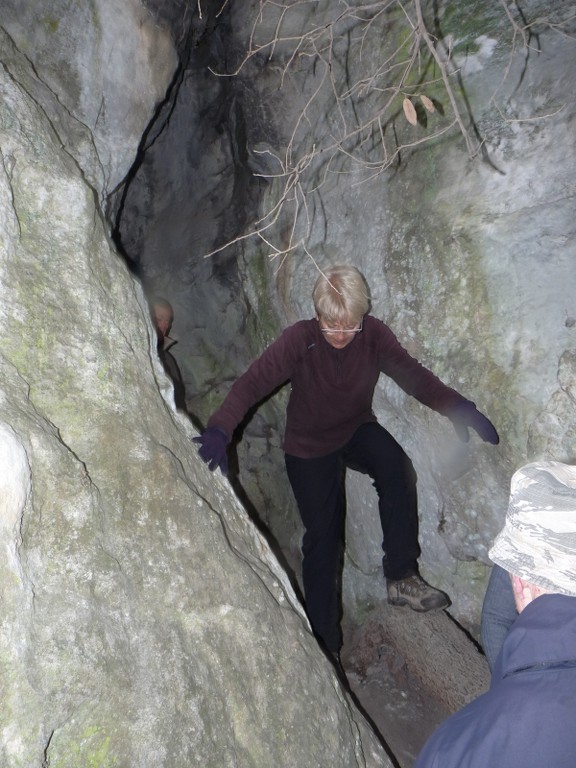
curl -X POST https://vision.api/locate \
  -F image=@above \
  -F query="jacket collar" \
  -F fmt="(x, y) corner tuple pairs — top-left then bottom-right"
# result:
(160, 334), (178, 353)
(492, 593), (576, 684)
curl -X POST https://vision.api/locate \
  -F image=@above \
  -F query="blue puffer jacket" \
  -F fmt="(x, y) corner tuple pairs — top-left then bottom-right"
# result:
(415, 593), (576, 768)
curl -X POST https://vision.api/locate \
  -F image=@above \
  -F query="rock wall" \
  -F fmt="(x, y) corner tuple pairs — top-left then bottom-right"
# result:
(0, 7), (393, 768)
(115, 1), (576, 635)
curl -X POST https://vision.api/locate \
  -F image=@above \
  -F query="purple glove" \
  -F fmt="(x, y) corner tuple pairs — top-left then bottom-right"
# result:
(193, 427), (229, 475)
(448, 402), (499, 445)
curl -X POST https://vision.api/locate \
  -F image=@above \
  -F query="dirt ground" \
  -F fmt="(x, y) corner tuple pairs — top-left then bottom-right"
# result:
(341, 648), (450, 767)
(338, 605), (490, 768)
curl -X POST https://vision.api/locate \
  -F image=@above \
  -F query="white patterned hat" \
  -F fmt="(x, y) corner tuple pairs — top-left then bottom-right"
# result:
(489, 461), (576, 596)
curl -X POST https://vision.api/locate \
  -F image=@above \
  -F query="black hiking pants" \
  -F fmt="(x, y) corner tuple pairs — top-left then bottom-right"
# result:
(285, 421), (421, 652)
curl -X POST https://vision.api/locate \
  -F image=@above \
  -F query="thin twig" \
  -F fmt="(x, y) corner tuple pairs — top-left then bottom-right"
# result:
(203, 0), (567, 260)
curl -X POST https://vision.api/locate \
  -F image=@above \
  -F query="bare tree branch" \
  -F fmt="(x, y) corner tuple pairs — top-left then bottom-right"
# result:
(204, 0), (571, 261)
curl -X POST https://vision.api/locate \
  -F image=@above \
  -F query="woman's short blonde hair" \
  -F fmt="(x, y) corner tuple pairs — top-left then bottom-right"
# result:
(312, 265), (371, 323)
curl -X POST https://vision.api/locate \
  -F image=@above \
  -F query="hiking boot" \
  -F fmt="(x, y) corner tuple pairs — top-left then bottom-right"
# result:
(387, 574), (451, 612)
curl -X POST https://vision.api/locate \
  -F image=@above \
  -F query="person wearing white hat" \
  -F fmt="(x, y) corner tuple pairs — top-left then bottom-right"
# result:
(415, 461), (576, 768)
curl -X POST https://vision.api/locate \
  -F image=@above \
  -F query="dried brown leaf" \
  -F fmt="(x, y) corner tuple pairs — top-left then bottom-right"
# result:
(420, 94), (436, 113)
(403, 97), (418, 126)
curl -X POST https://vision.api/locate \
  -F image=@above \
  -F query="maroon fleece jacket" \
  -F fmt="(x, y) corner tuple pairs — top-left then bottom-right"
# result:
(207, 315), (471, 458)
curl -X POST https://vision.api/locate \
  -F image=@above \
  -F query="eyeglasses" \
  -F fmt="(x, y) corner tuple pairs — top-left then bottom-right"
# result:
(320, 319), (363, 335)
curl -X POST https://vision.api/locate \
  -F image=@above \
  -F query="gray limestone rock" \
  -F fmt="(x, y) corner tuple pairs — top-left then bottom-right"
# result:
(1, 0), (178, 198)
(0, 19), (393, 768)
